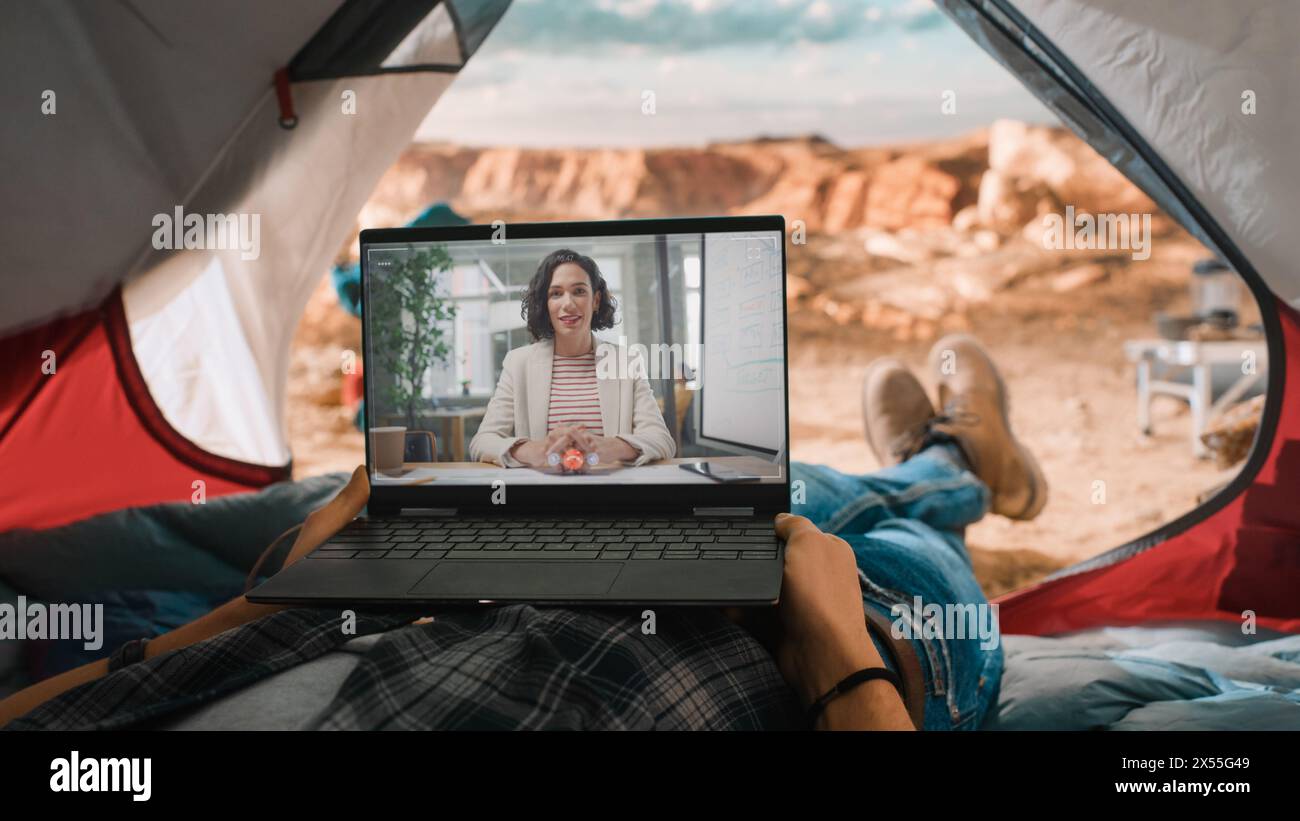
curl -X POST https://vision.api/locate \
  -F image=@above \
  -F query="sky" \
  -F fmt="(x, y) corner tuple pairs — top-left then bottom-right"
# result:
(415, 0), (1053, 148)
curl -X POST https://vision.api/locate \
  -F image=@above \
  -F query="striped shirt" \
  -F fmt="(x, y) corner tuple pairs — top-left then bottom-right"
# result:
(547, 352), (604, 435)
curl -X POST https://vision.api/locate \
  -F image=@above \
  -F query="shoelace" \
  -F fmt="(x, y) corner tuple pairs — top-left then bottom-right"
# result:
(887, 403), (981, 462)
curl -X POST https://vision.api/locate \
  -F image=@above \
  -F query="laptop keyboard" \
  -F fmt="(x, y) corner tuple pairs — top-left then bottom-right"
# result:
(309, 517), (779, 561)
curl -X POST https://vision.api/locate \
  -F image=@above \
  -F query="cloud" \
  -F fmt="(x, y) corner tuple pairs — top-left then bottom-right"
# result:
(487, 0), (945, 53)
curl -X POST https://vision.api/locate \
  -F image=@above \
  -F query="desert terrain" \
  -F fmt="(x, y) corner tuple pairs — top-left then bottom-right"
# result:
(287, 121), (1259, 597)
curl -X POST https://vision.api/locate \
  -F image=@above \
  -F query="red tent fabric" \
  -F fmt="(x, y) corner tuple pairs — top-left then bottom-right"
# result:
(997, 301), (1300, 635)
(0, 290), (286, 532)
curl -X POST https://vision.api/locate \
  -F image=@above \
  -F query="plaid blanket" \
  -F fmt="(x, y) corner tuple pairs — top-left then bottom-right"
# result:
(7, 604), (804, 730)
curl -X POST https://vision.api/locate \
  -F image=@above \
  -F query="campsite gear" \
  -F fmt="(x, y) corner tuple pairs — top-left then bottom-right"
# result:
(369, 427), (406, 473)
(1155, 311), (1202, 341)
(1200, 394), (1267, 470)
(861, 357), (936, 467)
(805, 665), (906, 728)
(926, 335), (1047, 520)
(247, 216), (790, 607)
(1122, 338), (1268, 457)
(1191, 258), (1242, 325)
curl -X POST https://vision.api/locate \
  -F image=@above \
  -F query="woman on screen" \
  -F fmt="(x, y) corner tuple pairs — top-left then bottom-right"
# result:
(469, 249), (676, 468)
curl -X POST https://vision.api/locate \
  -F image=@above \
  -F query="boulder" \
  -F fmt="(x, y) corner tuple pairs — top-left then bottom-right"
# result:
(864, 156), (962, 230)
(1051, 263), (1109, 292)
(987, 118), (1154, 215)
(977, 168), (1058, 235)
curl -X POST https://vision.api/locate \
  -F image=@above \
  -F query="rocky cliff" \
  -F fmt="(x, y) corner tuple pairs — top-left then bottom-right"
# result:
(356, 120), (1154, 239)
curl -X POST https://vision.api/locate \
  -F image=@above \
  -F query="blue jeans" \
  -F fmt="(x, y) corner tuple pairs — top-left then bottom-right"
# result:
(791, 446), (1002, 730)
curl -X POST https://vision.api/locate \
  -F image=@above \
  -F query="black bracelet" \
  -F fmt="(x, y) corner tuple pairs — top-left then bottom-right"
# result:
(806, 667), (905, 728)
(107, 638), (150, 673)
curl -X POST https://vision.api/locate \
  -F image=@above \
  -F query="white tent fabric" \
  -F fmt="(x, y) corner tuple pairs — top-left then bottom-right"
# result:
(2, 0), (491, 466)
(1, 0), (342, 336)
(125, 70), (455, 465)
(1011, 0), (1300, 305)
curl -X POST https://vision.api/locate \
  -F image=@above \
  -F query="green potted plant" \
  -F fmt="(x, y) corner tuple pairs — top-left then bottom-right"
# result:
(370, 244), (457, 429)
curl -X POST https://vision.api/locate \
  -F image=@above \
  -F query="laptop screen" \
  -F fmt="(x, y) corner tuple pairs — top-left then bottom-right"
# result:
(362, 227), (787, 488)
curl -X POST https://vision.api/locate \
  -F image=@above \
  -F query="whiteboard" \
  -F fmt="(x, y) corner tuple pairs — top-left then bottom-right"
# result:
(700, 231), (785, 452)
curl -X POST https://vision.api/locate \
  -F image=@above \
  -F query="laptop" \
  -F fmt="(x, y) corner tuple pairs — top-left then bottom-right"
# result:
(247, 215), (790, 606)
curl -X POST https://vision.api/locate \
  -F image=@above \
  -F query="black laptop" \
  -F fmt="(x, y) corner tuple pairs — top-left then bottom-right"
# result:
(247, 215), (790, 606)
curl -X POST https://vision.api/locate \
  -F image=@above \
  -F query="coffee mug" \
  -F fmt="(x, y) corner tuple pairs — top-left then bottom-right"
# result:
(370, 426), (407, 473)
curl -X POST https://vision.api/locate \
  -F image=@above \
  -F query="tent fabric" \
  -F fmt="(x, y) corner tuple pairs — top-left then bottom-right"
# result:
(0, 1), (510, 528)
(122, 69), (457, 466)
(290, 0), (465, 79)
(940, 0), (1300, 635)
(0, 289), (288, 533)
(995, 302), (1300, 636)
(935, 1), (1226, 278)
(0, 0), (342, 336)
(1009, 0), (1300, 307)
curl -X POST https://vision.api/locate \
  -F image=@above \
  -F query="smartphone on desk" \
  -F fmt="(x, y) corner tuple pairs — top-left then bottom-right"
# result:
(678, 461), (764, 483)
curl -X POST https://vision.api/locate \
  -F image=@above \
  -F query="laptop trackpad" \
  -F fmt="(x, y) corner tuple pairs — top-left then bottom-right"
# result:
(408, 562), (621, 600)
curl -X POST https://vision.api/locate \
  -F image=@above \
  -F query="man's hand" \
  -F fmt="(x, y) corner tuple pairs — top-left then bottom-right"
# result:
(770, 513), (878, 705)
(282, 465), (371, 569)
(727, 513), (915, 729)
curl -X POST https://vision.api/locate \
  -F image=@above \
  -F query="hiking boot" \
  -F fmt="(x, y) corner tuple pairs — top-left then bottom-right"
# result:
(862, 358), (936, 467)
(926, 334), (1048, 520)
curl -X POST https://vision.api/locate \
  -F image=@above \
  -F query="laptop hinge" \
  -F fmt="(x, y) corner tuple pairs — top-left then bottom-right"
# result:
(398, 507), (458, 517)
(693, 506), (754, 517)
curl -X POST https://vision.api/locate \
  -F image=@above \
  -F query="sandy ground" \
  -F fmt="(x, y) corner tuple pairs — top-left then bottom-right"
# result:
(785, 231), (1249, 594)
(285, 226), (1253, 598)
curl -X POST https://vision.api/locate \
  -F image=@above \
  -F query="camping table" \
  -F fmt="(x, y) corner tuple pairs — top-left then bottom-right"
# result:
(1123, 338), (1268, 458)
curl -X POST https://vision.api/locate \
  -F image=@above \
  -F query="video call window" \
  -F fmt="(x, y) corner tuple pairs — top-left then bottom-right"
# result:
(363, 231), (786, 486)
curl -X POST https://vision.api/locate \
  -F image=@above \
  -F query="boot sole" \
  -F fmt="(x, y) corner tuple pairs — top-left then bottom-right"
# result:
(861, 358), (899, 467)
(930, 336), (1048, 521)
(861, 357), (931, 468)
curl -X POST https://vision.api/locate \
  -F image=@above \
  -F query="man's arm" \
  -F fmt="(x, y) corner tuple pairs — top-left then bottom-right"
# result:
(768, 513), (916, 731)
(0, 466), (371, 728)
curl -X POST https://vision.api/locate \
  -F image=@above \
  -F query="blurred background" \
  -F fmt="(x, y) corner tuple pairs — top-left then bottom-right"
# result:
(289, 0), (1268, 596)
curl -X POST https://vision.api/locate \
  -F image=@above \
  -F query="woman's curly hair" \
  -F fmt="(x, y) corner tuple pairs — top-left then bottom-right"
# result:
(521, 249), (618, 341)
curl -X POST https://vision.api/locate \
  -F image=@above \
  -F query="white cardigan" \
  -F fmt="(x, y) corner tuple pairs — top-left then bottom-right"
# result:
(468, 336), (677, 467)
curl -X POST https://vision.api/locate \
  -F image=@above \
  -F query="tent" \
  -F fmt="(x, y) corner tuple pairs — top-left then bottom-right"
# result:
(937, 0), (1300, 636)
(1, 0), (1296, 639)
(0, 0), (510, 532)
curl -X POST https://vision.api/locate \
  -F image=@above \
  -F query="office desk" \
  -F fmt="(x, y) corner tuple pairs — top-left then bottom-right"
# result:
(425, 406), (487, 462)
(372, 455), (781, 486)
